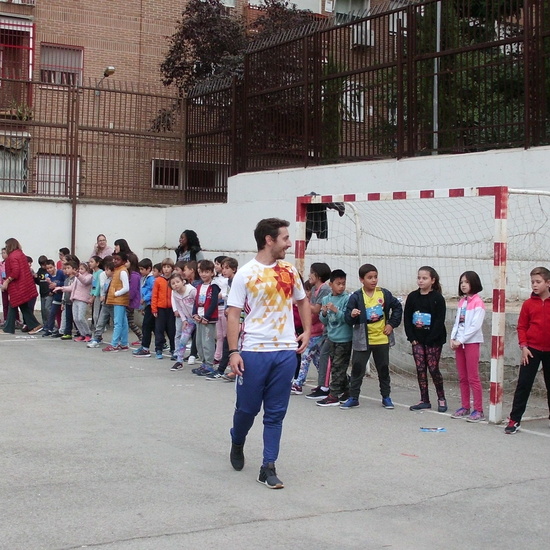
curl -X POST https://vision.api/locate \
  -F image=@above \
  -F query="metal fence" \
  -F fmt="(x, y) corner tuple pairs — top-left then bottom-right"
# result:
(0, 78), (197, 205)
(187, 0), (550, 175)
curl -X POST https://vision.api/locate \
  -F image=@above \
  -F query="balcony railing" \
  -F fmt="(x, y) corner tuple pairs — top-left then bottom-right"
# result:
(0, 0), (36, 6)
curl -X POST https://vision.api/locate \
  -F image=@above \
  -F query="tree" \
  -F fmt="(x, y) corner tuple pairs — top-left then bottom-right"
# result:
(161, 0), (246, 93)
(160, 0), (317, 95)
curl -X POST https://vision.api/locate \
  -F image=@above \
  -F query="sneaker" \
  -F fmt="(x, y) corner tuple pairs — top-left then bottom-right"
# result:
(504, 419), (520, 434)
(73, 336), (86, 342)
(340, 397), (359, 409)
(451, 407), (471, 419)
(163, 343), (169, 351)
(382, 397), (395, 409)
(191, 366), (206, 375)
(21, 325), (29, 333)
(84, 335), (92, 342)
(466, 410), (485, 423)
(305, 386), (330, 400)
(130, 341), (141, 347)
(230, 442), (245, 471)
(339, 391), (350, 403)
(316, 395), (341, 407)
(290, 384), (302, 395)
(117, 345), (129, 351)
(155, 351), (163, 360)
(51, 332), (62, 338)
(222, 373), (236, 382)
(170, 362), (183, 371)
(28, 325), (43, 335)
(257, 463), (284, 489)
(410, 402), (431, 411)
(133, 348), (151, 357)
(87, 340), (100, 348)
(438, 399), (448, 413)
(60, 334), (72, 340)
(196, 365), (215, 376)
(187, 355), (196, 365)
(205, 372), (223, 380)
(102, 344), (119, 352)
(42, 330), (52, 337)
(170, 352), (177, 361)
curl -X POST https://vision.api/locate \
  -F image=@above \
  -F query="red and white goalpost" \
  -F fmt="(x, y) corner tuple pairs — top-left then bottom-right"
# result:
(295, 186), (550, 424)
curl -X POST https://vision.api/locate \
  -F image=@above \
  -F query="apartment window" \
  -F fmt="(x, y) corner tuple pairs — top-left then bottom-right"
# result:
(151, 159), (182, 189)
(40, 44), (83, 86)
(36, 154), (80, 196)
(334, 0), (369, 16)
(388, 1), (408, 35)
(0, 16), (34, 81)
(342, 81), (365, 122)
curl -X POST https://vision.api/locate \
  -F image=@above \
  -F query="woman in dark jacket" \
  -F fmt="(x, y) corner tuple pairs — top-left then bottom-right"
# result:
(1, 238), (42, 334)
(175, 230), (204, 263)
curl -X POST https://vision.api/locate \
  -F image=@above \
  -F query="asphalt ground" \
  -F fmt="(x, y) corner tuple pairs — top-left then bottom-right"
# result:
(1, 331), (549, 550)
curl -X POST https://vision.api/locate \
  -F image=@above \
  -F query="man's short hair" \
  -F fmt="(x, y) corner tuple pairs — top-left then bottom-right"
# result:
(254, 218), (289, 251)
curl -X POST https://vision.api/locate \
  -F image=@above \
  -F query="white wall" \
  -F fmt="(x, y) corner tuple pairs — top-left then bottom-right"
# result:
(2, 145), (550, 267)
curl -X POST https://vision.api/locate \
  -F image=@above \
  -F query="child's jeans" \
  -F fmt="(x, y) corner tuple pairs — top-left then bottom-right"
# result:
(509, 348), (550, 423)
(111, 304), (129, 347)
(295, 335), (323, 387)
(93, 304), (113, 341)
(175, 319), (195, 362)
(72, 299), (91, 337)
(349, 344), (391, 399)
(455, 343), (483, 411)
(196, 322), (216, 367)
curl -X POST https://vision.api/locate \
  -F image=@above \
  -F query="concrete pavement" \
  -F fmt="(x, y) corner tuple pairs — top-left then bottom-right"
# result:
(1, 333), (549, 549)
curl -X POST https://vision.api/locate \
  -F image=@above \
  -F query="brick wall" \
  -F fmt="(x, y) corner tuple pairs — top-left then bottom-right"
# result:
(34, 0), (186, 93)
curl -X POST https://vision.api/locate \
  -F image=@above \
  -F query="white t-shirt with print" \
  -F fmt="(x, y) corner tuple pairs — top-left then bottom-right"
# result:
(227, 258), (305, 352)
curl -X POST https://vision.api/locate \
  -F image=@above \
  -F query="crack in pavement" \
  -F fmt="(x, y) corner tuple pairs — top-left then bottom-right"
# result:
(57, 476), (550, 549)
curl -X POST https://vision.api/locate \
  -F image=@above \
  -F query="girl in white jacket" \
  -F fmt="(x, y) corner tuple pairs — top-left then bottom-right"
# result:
(450, 271), (486, 422)
(170, 273), (196, 371)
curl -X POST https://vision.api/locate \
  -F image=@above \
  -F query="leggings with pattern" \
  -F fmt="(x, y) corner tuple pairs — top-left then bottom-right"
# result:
(412, 343), (445, 403)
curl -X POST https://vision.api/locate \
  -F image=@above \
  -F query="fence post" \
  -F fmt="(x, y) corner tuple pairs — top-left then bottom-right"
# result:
(69, 85), (79, 253)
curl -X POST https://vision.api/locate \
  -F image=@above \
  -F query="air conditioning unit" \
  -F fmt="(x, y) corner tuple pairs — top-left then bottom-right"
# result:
(351, 23), (375, 48)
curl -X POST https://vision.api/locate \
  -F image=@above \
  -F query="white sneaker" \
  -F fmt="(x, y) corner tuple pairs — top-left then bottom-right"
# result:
(187, 355), (196, 365)
(87, 340), (100, 348)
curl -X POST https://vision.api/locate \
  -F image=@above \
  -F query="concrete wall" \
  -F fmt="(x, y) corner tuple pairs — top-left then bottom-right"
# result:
(2, 144), (550, 266)
(2, 145), (549, 379)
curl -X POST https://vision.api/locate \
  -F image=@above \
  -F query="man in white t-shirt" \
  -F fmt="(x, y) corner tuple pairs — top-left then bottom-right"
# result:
(226, 218), (311, 489)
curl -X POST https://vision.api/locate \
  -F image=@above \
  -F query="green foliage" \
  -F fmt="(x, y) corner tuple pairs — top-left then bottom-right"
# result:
(161, 0), (315, 94)
(161, 0), (246, 93)
(374, 0), (526, 154)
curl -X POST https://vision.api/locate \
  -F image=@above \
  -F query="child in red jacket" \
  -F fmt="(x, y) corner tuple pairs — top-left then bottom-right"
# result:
(505, 266), (550, 434)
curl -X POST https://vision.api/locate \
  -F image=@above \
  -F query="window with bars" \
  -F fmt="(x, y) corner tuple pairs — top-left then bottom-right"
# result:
(40, 44), (83, 86)
(36, 154), (80, 196)
(151, 159), (182, 189)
